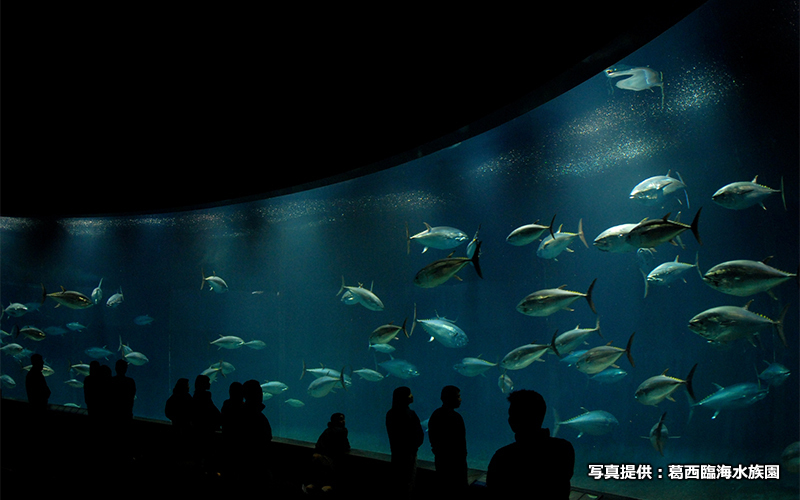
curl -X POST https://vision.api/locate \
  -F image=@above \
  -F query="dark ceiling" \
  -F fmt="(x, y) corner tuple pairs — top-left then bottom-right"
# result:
(1, 2), (706, 218)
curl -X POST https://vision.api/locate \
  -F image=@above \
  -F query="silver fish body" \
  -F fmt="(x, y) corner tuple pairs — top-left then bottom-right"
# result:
(643, 252), (701, 297)
(413, 241), (482, 288)
(379, 358), (420, 379)
(634, 364), (697, 406)
(368, 319), (408, 345)
(688, 302), (788, 347)
(506, 215), (556, 246)
(575, 332), (635, 375)
(554, 318), (602, 356)
(554, 408), (619, 438)
(702, 258), (797, 297)
(536, 220), (587, 259)
(630, 171), (688, 207)
(712, 176), (785, 211)
(593, 223), (638, 253)
(417, 317), (468, 348)
(453, 357), (497, 377)
(500, 331), (559, 370)
(337, 277), (385, 311)
(691, 381), (769, 419)
(46, 286), (94, 310)
(626, 209), (702, 249)
(406, 223), (468, 254)
(516, 279), (597, 317)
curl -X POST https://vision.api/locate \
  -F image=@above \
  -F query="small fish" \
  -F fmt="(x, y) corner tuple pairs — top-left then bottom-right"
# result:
(506, 215), (556, 246)
(690, 381), (769, 420)
(368, 318), (409, 346)
(210, 335), (245, 349)
(0, 374), (16, 388)
(688, 301), (788, 347)
(642, 412), (680, 456)
(122, 351), (149, 366)
(353, 368), (385, 382)
(605, 66), (664, 108)
(413, 241), (483, 288)
(416, 315), (468, 348)
(379, 357), (420, 379)
(575, 332), (635, 375)
(91, 278), (103, 305)
(629, 170), (690, 208)
(634, 364), (697, 406)
(701, 257), (797, 298)
(208, 361), (235, 375)
(498, 372), (514, 394)
(64, 378), (84, 388)
(554, 318), (602, 356)
(712, 175), (786, 211)
(536, 220), (588, 260)
(66, 322), (87, 331)
(84, 346), (113, 359)
(589, 367), (628, 384)
(554, 408), (619, 438)
(201, 270), (229, 293)
(46, 286), (94, 310)
(243, 340), (266, 350)
(592, 223), (638, 253)
(12, 325), (46, 342)
(69, 361), (91, 377)
(625, 210), (702, 249)
(406, 222), (468, 254)
(300, 362), (352, 388)
(261, 381), (289, 394)
(0, 343), (25, 357)
(500, 331), (559, 371)
(106, 287), (124, 308)
(642, 252), (701, 298)
(369, 344), (396, 354)
(337, 277), (385, 311)
(307, 371), (346, 398)
(3, 302), (29, 318)
(516, 279), (597, 317)
(133, 315), (154, 326)
(284, 399), (305, 408)
(454, 357), (497, 377)
(758, 361), (791, 387)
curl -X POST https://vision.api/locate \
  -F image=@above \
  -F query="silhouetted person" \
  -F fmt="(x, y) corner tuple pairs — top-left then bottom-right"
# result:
(220, 381), (245, 478)
(239, 379), (273, 487)
(165, 377), (193, 463)
(486, 389), (575, 499)
(304, 412), (351, 496)
(428, 385), (467, 494)
(25, 353), (50, 413)
(385, 386), (424, 500)
(191, 374), (221, 472)
(83, 360), (102, 417)
(111, 359), (136, 425)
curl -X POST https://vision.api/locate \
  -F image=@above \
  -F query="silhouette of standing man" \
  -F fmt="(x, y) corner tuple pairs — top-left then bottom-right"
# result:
(487, 389), (575, 499)
(428, 385), (468, 494)
(25, 353), (51, 413)
(111, 359), (136, 425)
(385, 386), (424, 500)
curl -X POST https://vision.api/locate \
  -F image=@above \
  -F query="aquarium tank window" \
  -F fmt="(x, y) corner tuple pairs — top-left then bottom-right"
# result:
(1, 0), (797, 498)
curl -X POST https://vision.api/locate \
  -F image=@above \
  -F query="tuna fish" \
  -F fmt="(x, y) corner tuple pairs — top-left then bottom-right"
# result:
(261, 381), (289, 394)
(506, 215), (556, 246)
(629, 170), (689, 208)
(701, 257), (797, 298)
(554, 408), (619, 438)
(413, 241), (482, 288)
(378, 357), (420, 379)
(353, 368), (385, 382)
(337, 277), (385, 311)
(210, 335), (245, 349)
(416, 316), (468, 348)
(307, 374), (345, 398)
(106, 287), (124, 308)
(593, 223), (638, 253)
(536, 220), (588, 259)
(634, 364), (697, 406)
(554, 318), (602, 356)
(642, 252), (701, 297)
(84, 346), (113, 359)
(690, 380), (769, 420)
(758, 361), (791, 387)
(500, 331), (559, 370)
(406, 223), (468, 254)
(642, 412), (679, 456)
(12, 325), (46, 342)
(575, 332), (635, 375)
(712, 175), (786, 211)
(46, 286), (94, 310)
(201, 270), (229, 293)
(516, 279), (597, 317)
(3, 302), (29, 318)
(453, 357), (497, 377)
(625, 209), (702, 249)
(688, 301), (789, 347)
(91, 278), (104, 304)
(368, 319), (409, 346)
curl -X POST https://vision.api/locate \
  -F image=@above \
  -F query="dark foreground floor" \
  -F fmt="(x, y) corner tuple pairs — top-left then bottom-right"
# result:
(1, 398), (636, 500)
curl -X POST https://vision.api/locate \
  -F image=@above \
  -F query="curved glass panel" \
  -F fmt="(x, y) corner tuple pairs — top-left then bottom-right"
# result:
(1, 0), (797, 497)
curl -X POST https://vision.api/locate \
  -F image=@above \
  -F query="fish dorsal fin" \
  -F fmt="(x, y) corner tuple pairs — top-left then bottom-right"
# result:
(743, 299), (754, 310)
(557, 224), (563, 233)
(661, 213), (671, 221)
(712, 383), (724, 392)
(605, 341), (614, 346)
(638, 217), (649, 224)
(60, 286), (67, 292)
(751, 175), (758, 183)
(761, 255), (773, 265)
(446, 251), (455, 258)
(662, 368), (670, 375)
(423, 222), (432, 230)
(674, 255), (680, 262)
(665, 169), (671, 177)
(558, 284), (568, 289)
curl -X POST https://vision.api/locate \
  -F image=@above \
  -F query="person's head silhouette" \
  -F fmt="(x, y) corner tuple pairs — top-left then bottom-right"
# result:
(507, 389), (546, 435)
(195, 374), (211, 393)
(392, 386), (413, 408)
(115, 359), (128, 376)
(440, 385), (461, 409)
(30, 353), (44, 371)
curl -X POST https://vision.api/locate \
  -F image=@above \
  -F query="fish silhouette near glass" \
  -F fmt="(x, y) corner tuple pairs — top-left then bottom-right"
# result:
(605, 65), (664, 109)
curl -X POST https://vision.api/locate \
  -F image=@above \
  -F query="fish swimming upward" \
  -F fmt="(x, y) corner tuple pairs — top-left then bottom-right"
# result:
(413, 241), (482, 288)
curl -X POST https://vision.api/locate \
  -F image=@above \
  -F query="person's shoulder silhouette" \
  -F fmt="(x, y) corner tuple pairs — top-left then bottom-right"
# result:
(165, 377), (193, 428)
(487, 389), (575, 499)
(25, 353), (51, 412)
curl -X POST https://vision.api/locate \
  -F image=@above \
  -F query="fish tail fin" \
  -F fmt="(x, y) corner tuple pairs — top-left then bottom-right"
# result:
(578, 218), (588, 248)
(550, 329), (560, 358)
(626, 332), (636, 368)
(548, 214), (557, 239)
(595, 317), (603, 339)
(685, 363), (698, 402)
(336, 276), (346, 297)
(640, 268), (649, 298)
(775, 303), (789, 347)
(553, 408), (561, 438)
(780, 176), (787, 211)
(401, 317), (409, 339)
(690, 207), (702, 245)
(340, 367), (347, 392)
(585, 278), (597, 314)
(40, 283), (46, 305)
(471, 241), (483, 279)
(300, 360), (306, 380)
(200, 269), (206, 290)
(405, 222), (411, 255)
(409, 303), (417, 337)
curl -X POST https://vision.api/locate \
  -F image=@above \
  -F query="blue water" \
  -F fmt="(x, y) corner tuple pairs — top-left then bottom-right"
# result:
(1, 0), (798, 497)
